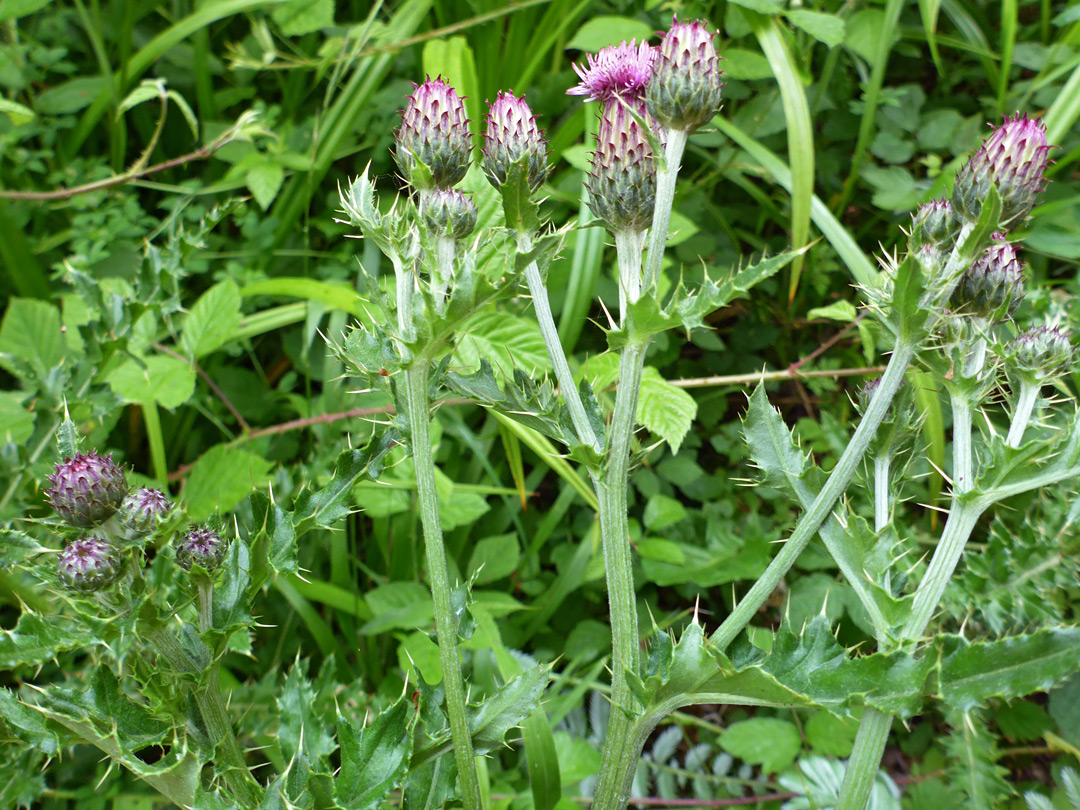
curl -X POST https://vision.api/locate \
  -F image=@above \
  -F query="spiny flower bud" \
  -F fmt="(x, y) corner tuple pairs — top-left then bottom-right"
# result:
(909, 200), (959, 252)
(646, 17), (724, 132)
(421, 188), (478, 240)
(176, 527), (227, 572)
(47, 453), (128, 528)
(1010, 325), (1072, 380)
(951, 235), (1025, 320)
(58, 536), (122, 593)
(394, 78), (472, 191)
(482, 91), (549, 193)
(120, 487), (171, 535)
(568, 40), (655, 104)
(587, 100), (656, 232)
(953, 114), (1051, 231)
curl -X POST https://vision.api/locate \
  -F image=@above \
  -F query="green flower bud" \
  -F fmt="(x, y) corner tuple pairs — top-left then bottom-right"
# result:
(176, 527), (227, 572)
(1010, 325), (1072, 380)
(587, 100), (656, 232)
(58, 536), (122, 593)
(951, 235), (1024, 320)
(46, 452), (128, 528)
(394, 78), (472, 191)
(908, 199), (959, 253)
(646, 17), (724, 132)
(421, 188), (477, 241)
(119, 487), (171, 535)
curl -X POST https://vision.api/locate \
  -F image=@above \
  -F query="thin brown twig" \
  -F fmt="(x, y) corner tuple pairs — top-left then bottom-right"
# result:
(787, 311), (869, 374)
(670, 364), (884, 389)
(151, 342), (251, 433)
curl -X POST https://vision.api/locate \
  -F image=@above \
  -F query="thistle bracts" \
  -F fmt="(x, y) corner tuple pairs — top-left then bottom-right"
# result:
(47, 452), (128, 528)
(567, 40), (655, 104)
(120, 487), (171, 535)
(951, 235), (1025, 320)
(483, 91), (549, 193)
(58, 536), (122, 593)
(421, 188), (478, 241)
(587, 100), (656, 233)
(909, 199), (959, 254)
(646, 17), (724, 133)
(395, 77), (472, 191)
(1009, 325), (1072, 382)
(177, 527), (228, 572)
(953, 114), (1051, 231)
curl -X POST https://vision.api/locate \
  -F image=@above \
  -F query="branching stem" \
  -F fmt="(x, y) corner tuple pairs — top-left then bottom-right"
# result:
(874, 451), (892, 534)
(643, 129), (688, 294)
(1006, 380), (1039, 448)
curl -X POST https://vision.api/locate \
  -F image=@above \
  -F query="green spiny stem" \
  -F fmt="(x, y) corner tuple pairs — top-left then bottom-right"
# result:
(517, 231), (602, 452)
(433, 234), (455, 314)
(642, 129), (688, 294)
(874, 451), (892, 533)
(711, 338), (916, 651)
(395, 258), (414, 343)
(403, 361), (482, 810)
(951, 391), (974, 494)
(1006, 380), (1040, 448)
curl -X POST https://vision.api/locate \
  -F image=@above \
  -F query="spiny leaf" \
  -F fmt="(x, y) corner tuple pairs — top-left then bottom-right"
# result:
(335, 696), (417, 810)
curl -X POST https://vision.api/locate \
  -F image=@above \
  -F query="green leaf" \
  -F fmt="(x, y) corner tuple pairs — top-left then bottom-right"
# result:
(292, 435), (395, 533)
(0, 689), (59, 754)
(467, 534), (521, 585)
(744, 384), (808, 490)
(0, 298), (64, 381)
(784, 9), (845, 47)
(719, 718), (801, 774)
(566, 16), (654, 51)
(469, 665), (550, 754)
(246, 161), (286, 211)
(0, 0), (50, 21)
(945, 708), (1009, 809)
(0, 393), (34, 445)
(181, 279), (243, 358)
(523, 710), (561, 810)
(0, 613), (102, 669)
(107, 355), (196, 408)
(807, 300), (857, 321)
(117, 80), (164, 115)
(0, 97), (34, 125)
(643, 494), (687, 532)
(182, 443), (273, 521)
(805, 712), (859, 757)
(271, 0), (334, 36)
(35, 77), (107, 115)
(454, 309), (552, 377)
(637, 368), (696, 455)
(336, 697), (416, 810)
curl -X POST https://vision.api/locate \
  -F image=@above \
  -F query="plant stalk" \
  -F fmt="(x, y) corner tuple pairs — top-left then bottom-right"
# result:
(433, 234), (455, 313)
(874, 451), (892, 534)
(615, 229), (647, 316)
(833, 707), (894, 810)
(951, 391), (974, 494)
(1006, 380), (1039, 448)
(711, 339), (916, 651)
(642, 129), (688, 294)
(403, 361), (482, 810)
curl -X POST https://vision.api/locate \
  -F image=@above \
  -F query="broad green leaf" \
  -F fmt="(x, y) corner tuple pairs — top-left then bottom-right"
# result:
(784, 9), (845, 47)
(0, 298), (64, 381)
(719, 717), (801, 774)
(246, 161), (285, 211)
(0, 689), (58, 754)
(182, 443), (272, 521)
(523, 710), (561, 810)
(0, 392), (34, 445)
(0, 97), (34, 125)
(467, 534), (520, 585)
(0, 613), (102, 669)
(642, 494), (687, 531)
(181, 279), (243, 357)
(805, 712), (859, 757)
(35, 77), (107, 115)
(107, 355), (196, 408)
(807, 300), (857, 321)
(336, 697), (416, 810)
(271, 0), (334, 36)
(241, 277), (375, 322)
(469, 665), (550, 753)
(744, 384), (808, 490)
(566, 16), (653, 51)
(0, 0), (50, 21)
(637, 368), (696, 455)
(454, 309), (552, 377)
(722, 48), (775, 80)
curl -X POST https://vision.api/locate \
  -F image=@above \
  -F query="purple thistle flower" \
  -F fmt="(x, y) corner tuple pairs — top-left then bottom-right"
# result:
(646, 16), (724, 132)
(46, 452), (128, 528)
(953, 113), (1052, 230)
(394, 77), (472, 191)
(587, 99), (656, 232)
(482, 91), (549, 193)
(952, 234), (1025, 320)
(177, 527), (228, 572)
(1010, 325), (1072, 379)
(58, 536), (122, 593)
(120, 487), (171, 535)
(568, 40), (655, 104)
(421, 188), (478, 241)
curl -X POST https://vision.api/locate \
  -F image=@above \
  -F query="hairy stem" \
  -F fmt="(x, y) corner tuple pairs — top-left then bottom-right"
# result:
(874, 451), (892, 534)
(395, 258), (414, 343)
(642, 129), (688, 294)
(404, 362), (481, 810)
(615, 229), (647, 314)
(951, 391), (974, 494)
(834, 708), (894, 810)
(1006, 380), (1039, 448)
(518, 231), (602, 452)
(433, 234), (455, 314)
(711, 339), (916, 650)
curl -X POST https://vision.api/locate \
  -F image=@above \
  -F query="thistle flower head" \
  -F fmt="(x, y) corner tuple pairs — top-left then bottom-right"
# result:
(58, 536), (122, 593)
(394, 77), (472, 191)
(568, 40), (655, 103)
(951, 234), (1025, 320)
(119, 487), (171, 535)
(909, 199), (959, 252)
(46, 452), (128, 528)
(482, 91), (549, 193)
(953, 114), (1052, 230)
(646, 16), (724, 132)
(586, 99), (656, 232)
(1010, 325), (1072, 380)
(421, 188), (478, 241)
(177, 527), (228, 572)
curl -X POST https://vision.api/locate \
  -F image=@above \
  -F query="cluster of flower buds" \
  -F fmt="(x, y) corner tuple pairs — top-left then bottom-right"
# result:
(646, 18), (724, 132)
(394, 77), (472, 192)
(951, 235), (1025, 321)
(482, 91), (549, 194)
(176, 527), (228, 572)
(953, 114), (1051, 231)
(1009, 325), (1073, 382)
(46, 453), (127, 527)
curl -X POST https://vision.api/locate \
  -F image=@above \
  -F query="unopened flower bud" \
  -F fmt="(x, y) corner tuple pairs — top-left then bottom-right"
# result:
(1010, 325), (1072, 380)
(47, 453), (128, 528)
(909, 200), (959, 252)
(587, 100), (656, 232)
(646, 17), (724, 132)
(568, 40), (655, 104)
(953, 114), (1051, 230)
(58, 536), (122, 593)
(421, 188), (477, 240)
(394, 78), (472, 191)
(482, 92), (549, 193)
(951, 235), (1025, 320)
(177, 527), (228, 572)
(120, 487), (171, 535)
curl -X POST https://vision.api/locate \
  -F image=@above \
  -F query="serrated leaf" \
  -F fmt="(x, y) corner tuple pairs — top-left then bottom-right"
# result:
(744, 384), (808, 490)
(637, 368), (696, 454)
(945, 708), (1009, 810)
(107, 355), (196, 408)
(182, 444), (272, 521)
(469, 664), (550, 753)
(719, 717), (800, 774)
(292, 435), (395, 533)
(454, 309), (552, 377)
(182, 279), (243, 358)
(0, 298), (65, 382)
(0, 613), (102, 669)
(246, 161), (285, 211)
(336, 697), (416, 810)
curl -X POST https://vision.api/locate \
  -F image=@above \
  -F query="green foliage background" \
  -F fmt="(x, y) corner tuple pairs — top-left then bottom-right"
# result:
(2, 0), (1080, 807)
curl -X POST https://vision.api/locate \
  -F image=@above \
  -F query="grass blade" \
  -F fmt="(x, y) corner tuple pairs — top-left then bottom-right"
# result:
(997, 0), (1018, 113)
(919, 0), (946, 75)
(1043, 61), (1080, 147)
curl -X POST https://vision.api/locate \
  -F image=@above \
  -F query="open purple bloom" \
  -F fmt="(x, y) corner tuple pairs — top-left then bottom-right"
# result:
(483, 91), (549, 192)
(953, 113), (1052, 230)
(568, 40), (655, 104)
(394, 77), (472, 191)
(646, 16), (724, 131)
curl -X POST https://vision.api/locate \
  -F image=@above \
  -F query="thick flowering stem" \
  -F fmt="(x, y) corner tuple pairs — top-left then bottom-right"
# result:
(403, 361), (482, 810)
(614, 229), (647, 316)
(643, 129), (688, 294)
(1006, 380), (1039, 448)
(834, 708), (894, 810)
(433, 235), (455, 312)
(951, 392), (975, 495)
(874, 452), (892, 534)
(711, 338), (916, 651)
